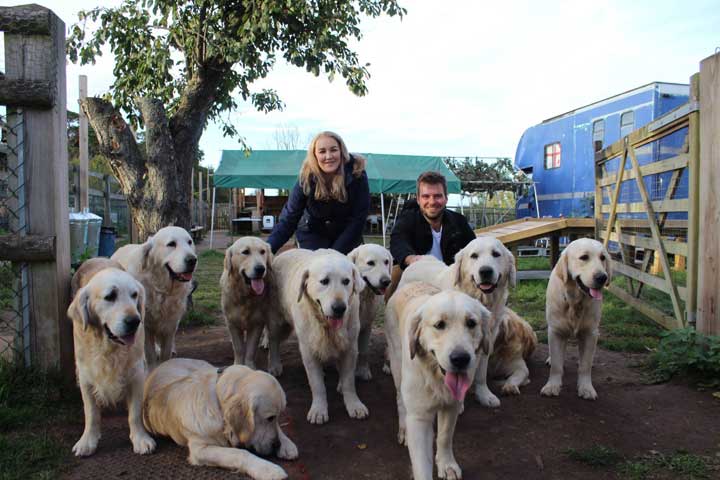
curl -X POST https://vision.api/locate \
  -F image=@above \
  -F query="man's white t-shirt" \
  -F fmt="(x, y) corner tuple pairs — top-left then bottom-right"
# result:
(426, 227), (443, 262)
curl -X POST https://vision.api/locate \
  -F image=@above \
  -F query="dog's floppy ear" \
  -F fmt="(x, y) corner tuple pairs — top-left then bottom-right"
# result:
(408, 306), (425, 360)
(602, 246), (612, 286)
(451, 249), (464, 287)
(479, 308), (492, 356)
(347, 246), (360, 266)
(136, 281), (146, 320)
(297, 269), (310, 303)
(554, 251), (570, 283)
(352, 264), (365, 296)
(67, 286), (93, 331)
(224, 247), (233, 275)
(223, 393), (255, 445)
(141, 238), (154, 271)
(263, 241), (274, 271)
(504, 244), (517, 288)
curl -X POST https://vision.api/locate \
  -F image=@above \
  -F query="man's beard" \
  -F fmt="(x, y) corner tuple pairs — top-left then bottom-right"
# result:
(422, 208), (444, 222)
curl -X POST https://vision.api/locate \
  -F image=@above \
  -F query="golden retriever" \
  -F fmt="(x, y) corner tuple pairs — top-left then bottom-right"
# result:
(489, 307), (537, 395)
(266, 248), (368, 424)
(143, 358), (297, 480)
(399, 236), (517, 408)
(68, 258), (156, 457)
(221, 237), (274, 368)
(541, 238), (611, 400)
(111, 226), (198, 369)
(385, 281), (490, 480)
(347, 244), (393, 380)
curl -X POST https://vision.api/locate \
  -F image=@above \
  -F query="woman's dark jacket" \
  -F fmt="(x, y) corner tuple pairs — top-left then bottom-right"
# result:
(389, 199), (476, 269)
(267, 155), (370, 254)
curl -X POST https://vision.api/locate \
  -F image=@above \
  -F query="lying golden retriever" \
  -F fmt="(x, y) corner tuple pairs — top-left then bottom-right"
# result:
(347, 244), (393, 380)
(489, 307), (537, 395)
(111, 226), (197, 369)
(221, 237), (273, 368)
(68, 257), (156, 457)
(266, 248), (368, 424)
(143, 358), (297, 480)
(541, 238), (611, 400)
(399, 236), (517, 407)
(385, 282), (490, 480)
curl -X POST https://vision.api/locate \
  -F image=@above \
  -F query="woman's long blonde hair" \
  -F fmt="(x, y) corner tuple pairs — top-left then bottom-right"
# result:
(299, 131), (366, 202)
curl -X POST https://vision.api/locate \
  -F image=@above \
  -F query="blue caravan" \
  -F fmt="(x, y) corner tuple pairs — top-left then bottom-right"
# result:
(514, 82), (689, 218)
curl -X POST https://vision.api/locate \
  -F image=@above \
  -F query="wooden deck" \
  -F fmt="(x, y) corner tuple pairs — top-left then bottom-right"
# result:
(474, 217), (595, 246)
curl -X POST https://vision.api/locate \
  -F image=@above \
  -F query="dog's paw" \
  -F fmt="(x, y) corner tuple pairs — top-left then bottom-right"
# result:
(131, 431), (156, 455)
(277, 439), (298, 460)
(248, 461), (288, 480)
(474, 386), (501, 408)
(267, 363), (283, 377)
(72, 434), (99, 457)
(540, 382), (562, 397)
(501, 383), (521, 396)
(307, 403), (329, 424)
(397, 427), (406, 446)
(382, 362), (392, 375)
(355, 364), (372, 381)
(345, 399), (369, 420)
(577, 383), (598, 400)
(437, 458), (462, 480)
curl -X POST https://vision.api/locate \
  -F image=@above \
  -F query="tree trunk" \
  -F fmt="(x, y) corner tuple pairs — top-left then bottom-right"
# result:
(80, 97), (193, 241)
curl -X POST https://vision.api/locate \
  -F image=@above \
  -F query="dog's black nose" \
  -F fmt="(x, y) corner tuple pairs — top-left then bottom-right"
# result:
(124, 315), (141, 332)
(185, 256), (197, 269)
(449, 350), (471, 370)
(380, 277), (391, 288)
(479, 266), (494, 281)
(594, 272), (608, 286)
(331, 302), (347, 317)
(254, 264), (266, 276)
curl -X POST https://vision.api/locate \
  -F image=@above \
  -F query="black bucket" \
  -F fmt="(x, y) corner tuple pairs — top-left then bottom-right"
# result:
(98, 226), (116, 257)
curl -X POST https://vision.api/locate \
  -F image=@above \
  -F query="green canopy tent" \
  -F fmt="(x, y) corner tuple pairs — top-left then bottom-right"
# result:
(210, 150), (462, 246)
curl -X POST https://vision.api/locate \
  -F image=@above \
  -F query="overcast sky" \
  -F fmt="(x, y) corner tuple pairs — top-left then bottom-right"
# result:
(3, 0), (718, 168)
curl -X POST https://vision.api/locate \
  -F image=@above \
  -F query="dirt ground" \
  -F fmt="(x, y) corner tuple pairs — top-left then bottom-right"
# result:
(62, 325), (720, 480)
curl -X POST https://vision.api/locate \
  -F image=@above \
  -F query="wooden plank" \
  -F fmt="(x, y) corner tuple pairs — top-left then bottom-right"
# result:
(697, 52), (720, 335)
(686, 74), (700, 327)
(627, 146), (684, 327)
(598, 154), (688, 187)
(599, 231), (688, 256)
(607, 285), (679, 330)
(602, 145), (628, 250)
(0, 5), (52, 35)
(615, 219), (688, 230)
(0, 79), (53, 108)
(600, 199), (689, 214)
(596, 116), (690, 166)
(0, 234), (55, 261)
(611, 260), (687, 301)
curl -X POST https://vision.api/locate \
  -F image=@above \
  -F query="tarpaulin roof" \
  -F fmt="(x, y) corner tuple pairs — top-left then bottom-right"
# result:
(213, 150), (461, 194)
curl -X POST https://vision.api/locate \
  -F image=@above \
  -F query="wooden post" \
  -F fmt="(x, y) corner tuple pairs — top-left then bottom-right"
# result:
(3, 6), (73, 371)
(686, 74), (700, 327)
(549, 234), (560, 268)
(697, 52), (720, 335)
(673, 255), (686, 272)
(78, 75), (89, 212)
(650, 252), (662, 275)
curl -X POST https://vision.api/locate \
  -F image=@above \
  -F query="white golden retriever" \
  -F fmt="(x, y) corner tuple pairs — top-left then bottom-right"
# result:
(347, 244), (393, 380)
(68, 258), (156, 457)
(399, 236), (517, 407)
(541, 238), (611, 400)
(221, 237), (273, 367)
(385, 282), (490, 480)
(266, 248), (368, 424)
(112, 226), (197, 369)
(143, 358), (298, 480)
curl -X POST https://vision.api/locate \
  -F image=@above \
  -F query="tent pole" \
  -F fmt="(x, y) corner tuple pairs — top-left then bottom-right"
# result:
(210, 187), (216, 249)
(460, 193), (464, 215)
(380, 193), (386, 248)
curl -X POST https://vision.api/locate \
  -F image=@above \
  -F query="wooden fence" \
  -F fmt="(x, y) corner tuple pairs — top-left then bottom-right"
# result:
(595, 73), (701, 331)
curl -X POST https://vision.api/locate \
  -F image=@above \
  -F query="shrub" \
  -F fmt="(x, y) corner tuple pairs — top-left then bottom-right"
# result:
(649, 328), (720, 387)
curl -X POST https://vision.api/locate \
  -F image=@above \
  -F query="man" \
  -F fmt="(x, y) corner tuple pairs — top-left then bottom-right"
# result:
(386, 171), (476, 299)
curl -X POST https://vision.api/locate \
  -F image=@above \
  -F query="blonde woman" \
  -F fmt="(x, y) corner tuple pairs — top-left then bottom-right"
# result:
(267, 131), (370, 254)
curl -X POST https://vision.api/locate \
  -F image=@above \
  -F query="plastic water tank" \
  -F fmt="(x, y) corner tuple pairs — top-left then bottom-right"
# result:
(262, 215), (275, 231)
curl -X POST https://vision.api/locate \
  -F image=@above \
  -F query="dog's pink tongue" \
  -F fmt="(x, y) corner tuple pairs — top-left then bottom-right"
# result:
(327, 316), (343, 329)
(444, 372), (471, 402)
(250, 278), (265, 295)
(179, 272), (193, 281)
(120, 332), (136, 346)
(589, 288), (603, 300)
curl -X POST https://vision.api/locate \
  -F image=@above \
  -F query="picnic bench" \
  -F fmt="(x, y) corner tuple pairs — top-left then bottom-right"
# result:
(190, 225), (205, 242)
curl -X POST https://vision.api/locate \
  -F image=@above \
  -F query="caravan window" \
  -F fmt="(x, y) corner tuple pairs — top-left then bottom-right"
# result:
(620, 111), (634, 137)
(544, 142), (561, 169)
(592, 119), (605, 151)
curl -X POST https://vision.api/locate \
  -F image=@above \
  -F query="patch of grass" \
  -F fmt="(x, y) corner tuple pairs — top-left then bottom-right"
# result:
(620, 451), (712, 480)
(517, 256), (551, 271)
(0, 360), (79, 479)
(563, 445), (624, 467)
(182, 249), (224, 327)
(647, 328), (720, 387)
(507, 279), (547, 342)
